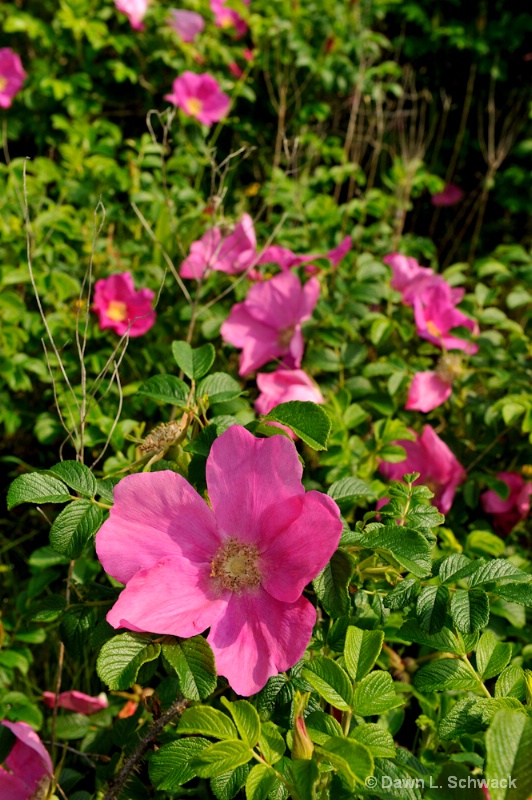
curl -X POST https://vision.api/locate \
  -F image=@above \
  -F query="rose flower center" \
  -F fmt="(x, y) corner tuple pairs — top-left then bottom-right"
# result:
(106, 301), (128, 322)
(211, 536), (262, 593)
(426, 320), (442, 339)
(186, 97), (203, 117)
(0, 77), (7, 92)
(277, 325), (295, 349)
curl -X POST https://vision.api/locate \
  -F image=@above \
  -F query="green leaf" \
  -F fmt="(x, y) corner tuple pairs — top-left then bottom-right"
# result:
(61, 605), (96, 658)
(495, 666), (526, 701)
(371, 758), (423, 800)
(466, 530), (505, 558)
(313, 549), (353, 617)
(162, 636), (217, 701)
(384, 578), (420, 609)
(149, 738), (211, 790)
(468, 559), (530, 588)
(476, 631), (512, 680)
(319, 737), (373, 790)
(414, 659), (478, 692)
(327, 478), (374, 503)
(302, 656), (353, 711)
(245, 763), (277, 800)
(397, 620), (463, 655)
(178, 706), (237, 741)
(221, 698), (261, 747)
(172, 340), (215, 380)
(416, 585), (450, 634)
(197, 372), (243, 404)
(7, 472), (71, 509)
(425, 762), (487, 800)
(486, 709), (532, 800)
(97, 633), (161, 690)
(258, 721), (285, 765)
(439, 697), (525, 740)
(352, 671), (403, 716)
(349, 723), (396, 758)
(137, 375), (189, 405)
(27, 594), (66, 622)
(344, 627), (384, 681)
(49, 501), (103, 559)
(192, 740), (253, 779)
(438, 554), (479, 584)
(54, 713), (90, 740)
(305, 710), (343, 744)
(493, 583), (532, 607)
(289, 759), (320, 800)
(357, 526), (432, 578)
(263, 401), (331, 451)
(450, 589), (490, 634)
(49, 461), (97, 498)
(211, 764), (251, 800)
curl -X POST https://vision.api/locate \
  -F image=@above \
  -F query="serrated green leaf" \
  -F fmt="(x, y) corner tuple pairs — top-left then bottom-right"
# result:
(396, 620), (463, 655)
(384, 578), (420, 609)
(493, 582), (532, 607)
(263, 401), (331, 451)
(319, 736), (373, 790)
(7, 472), (71, 509)
(211, 764), (251, 800)
(192, 740), (253, 779)
(438, 554), (479, 584)
(303, 657), (353, 711)
(468, 559), (530, 588)
(416, 585), (450, 634)
(289, 758), (319, 800)
(439, 697), (525, 740)
(61, 605), (96, 658)
(352, 671), (403, 716)
(305, 710), (343, 744)
(450, 589), (490, 634)
(178, 706), (237, 741)
(97, 633), (161, 690)
(357, 526), (431, 578)
(258, 720), (285, 765)
(221, 698), (261, 747)
(172, 340), (215, 380)
(414, 659), (478, 692)
(149, 738), (211, 790)
(349, 723), (396, 758)
(27, 594), (66, 622)
(495, 666), (526, 701)
(344, 627), (384, 682)
(486, 710), (532, 800)
(246, 763), (277, 800)
(137, 374), (189, 405)
(49, 461), (97, 498)
(197, 372), (243, 404)
(49, 501), (103, 558)
(54, 713), (90, 740)
(327, 478), (374, 502)
(162, 636), (217, 700)
(476, 632), (512, 680)
(313, 549), (353, 617)
(371, 757), (423, 800)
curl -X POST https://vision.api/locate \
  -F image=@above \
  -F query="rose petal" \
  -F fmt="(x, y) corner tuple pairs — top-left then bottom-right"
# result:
(405, 371), (452, 413)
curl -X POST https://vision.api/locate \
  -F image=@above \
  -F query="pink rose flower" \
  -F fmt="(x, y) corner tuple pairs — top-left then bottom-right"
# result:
(180, 214), (256, 279)
(431, 183), (464, 207)
(164, 71), (230, 126)
(0, 719), (53, 799)
(405, 371), (452, 413)
(96, 425), (342, 696)
(383, 253), (435, 296)
(413, 280), (478, 353)
(42, 690), (109, 715)
(255, 369), (324, 416)
(228, 62), (244, 78)
(115, 0), (148, 30)
(0, 49), (27, 109)
(210, 0), (249, 36)
(92, 272), (156, 337)
(258, 236), (351, 273)
(379, 425), (466, 514)
(167, 9), (205, 42)
(481, 472), (532, 535)
(221, 271), (320, 376)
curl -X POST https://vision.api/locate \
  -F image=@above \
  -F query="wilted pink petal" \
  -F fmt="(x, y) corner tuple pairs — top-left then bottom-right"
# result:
(405, 371), (452, 413)
(210, 0), (248, 36)
(165, 71), (230, 126)
(221, 272), (319, 376)
(42, 690), (108, 715)
(0, 720), (53, 799)
(167, 9), (205, 42)
(413, 281), (478, 353)
(256, 369), (323, 416)
(96, 425), (342, 695)
(431, 183), (464, 207)
(92, 272), (156, 337)
(481, 472), (532, 535)
(115, 0), (148, 30)
(379, 425), (466, 514)
(0, 49), (26, 109)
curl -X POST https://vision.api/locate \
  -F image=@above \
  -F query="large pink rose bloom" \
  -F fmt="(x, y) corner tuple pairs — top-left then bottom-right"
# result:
(431, 183), (464, 207)
(379, 425), (466, 514)
(96, 426), (342, 696)
(0, 720), (53, 800)
(165, 72), (230, 127)
(221, 271), (320, 376)
(256, 369), (324, 416)
(181, 214), (256, 279)
(210, 0), (249, 36)
(413, 281), (478, 353)
(115, 0), (148, 30)
(42, 690), (108, 715)
(481, 472), (532, 535)
(167, 9), (205, 42)
(93, 272), (156, 337)
(0, 49), (27, 109)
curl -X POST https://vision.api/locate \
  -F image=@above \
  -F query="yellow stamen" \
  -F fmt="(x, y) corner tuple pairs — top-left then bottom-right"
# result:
(211, 537), (262, 593)
(426, 320), (441, 339)
(106, 301), (128, 322)
(186, 97), (203, 117)
(0, 77), (7, 92)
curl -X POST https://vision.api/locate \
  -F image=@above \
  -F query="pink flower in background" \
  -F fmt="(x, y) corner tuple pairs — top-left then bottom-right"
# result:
(405, 371), (453, 413)
(0, 719), (53, 799)
(210, 0), (249, 36)
(0, 49), (26, 109)
(221, 271), (320, 376)
(167, 9), (205, 42)
(93, 272), (156, 337)
(258, 236), (352, 272)
(228, 62), (244, 78)
(255, 369), (324, 416)
(413, 280), (478, 353)
(431, 183), (464, 207)
(42, 690), (109, 715)
(379, 425), (466, 514)
(165, 72), (230, 126)
(180, 214), (256, 279)
(383, 252), (435, 297)
(481, 472), (532, 535)
(96, 425), (342, 695)
(115, 0), (148, 30)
